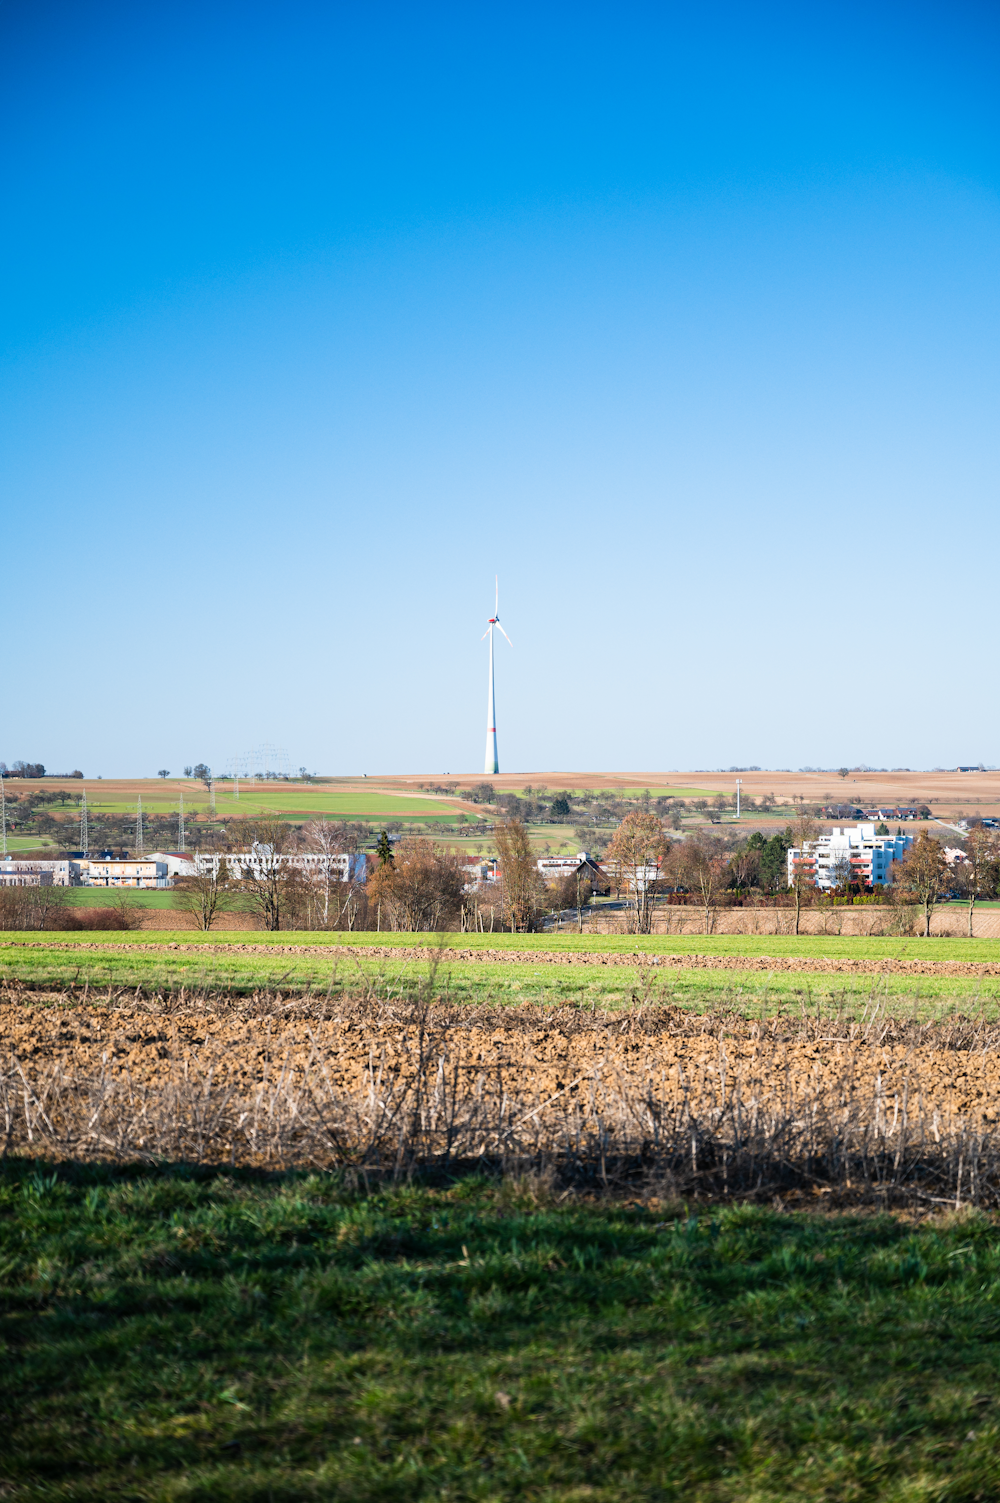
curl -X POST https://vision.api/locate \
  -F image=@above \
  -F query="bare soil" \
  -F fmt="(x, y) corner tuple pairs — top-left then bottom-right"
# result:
(8, 997), (1000, 1128)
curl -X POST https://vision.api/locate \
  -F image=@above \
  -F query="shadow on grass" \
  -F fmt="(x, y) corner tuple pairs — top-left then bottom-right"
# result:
(4, 1157), (1000, 1500)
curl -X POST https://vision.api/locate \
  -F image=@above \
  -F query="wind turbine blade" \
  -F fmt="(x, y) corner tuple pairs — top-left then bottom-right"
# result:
(481, 625), (492, 640)
(496, 622), (513, 647)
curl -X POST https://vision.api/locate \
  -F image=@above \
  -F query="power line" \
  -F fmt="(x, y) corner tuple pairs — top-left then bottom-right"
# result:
(80, 788), (89, 855)
(136, 796), (144, 856)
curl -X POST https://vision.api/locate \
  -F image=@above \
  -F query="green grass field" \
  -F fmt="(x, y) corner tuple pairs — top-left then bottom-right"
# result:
(7, 930), (1000, 961)
(65, 788), (470, 822)
(5, 1164), (1000, 1501)
(5, 934), (1000, 1016)
(56, 887), (184, 910)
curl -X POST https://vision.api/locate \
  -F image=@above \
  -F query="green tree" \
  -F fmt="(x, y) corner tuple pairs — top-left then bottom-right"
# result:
(757, 830), (791, 893)
(376, 830), (394, 866)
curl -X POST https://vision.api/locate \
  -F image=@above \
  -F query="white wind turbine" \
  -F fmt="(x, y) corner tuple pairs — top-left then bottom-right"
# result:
(482, 577), (512, 775)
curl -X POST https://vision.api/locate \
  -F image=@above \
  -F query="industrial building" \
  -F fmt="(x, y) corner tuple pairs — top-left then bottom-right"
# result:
(193, 849), (367, 882)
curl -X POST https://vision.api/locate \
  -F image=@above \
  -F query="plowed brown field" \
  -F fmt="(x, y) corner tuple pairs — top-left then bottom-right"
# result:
(8, 1000), (1000, 1123)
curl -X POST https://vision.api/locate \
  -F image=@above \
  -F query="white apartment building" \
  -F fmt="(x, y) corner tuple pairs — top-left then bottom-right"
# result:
(787, 824), (914, 891)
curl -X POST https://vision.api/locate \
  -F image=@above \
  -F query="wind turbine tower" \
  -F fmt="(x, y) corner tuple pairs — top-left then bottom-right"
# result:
(482, 577), (512, 775)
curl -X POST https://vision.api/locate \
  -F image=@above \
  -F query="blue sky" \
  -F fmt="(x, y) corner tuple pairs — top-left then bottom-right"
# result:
(3, 0), (998, 777)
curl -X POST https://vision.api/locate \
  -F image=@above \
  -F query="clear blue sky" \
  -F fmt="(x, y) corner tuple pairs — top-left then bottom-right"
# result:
(3, 0), (997, 777)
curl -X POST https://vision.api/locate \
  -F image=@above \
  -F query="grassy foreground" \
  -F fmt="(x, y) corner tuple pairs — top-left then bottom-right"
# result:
(4, 1165), (1000, 1501)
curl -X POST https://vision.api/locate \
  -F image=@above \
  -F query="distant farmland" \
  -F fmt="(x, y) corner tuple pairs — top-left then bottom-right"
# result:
(4, 778), (480, 825)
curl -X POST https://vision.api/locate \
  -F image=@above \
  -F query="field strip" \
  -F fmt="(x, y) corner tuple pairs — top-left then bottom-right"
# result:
(9, 1003), (1000, 1131)
(5, 940), (1000, 978)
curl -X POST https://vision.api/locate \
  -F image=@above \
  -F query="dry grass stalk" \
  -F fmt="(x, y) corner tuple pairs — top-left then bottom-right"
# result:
(4, 985), (1000, 1206)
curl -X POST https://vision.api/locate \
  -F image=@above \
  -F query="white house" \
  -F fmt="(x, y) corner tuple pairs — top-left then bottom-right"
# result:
(787, 824), (914, 891)
(146, 851), (197, 878)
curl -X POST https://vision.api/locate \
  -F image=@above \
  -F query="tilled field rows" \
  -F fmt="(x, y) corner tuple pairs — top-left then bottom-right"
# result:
(7, 997), (1000, 1203)
(7, 941), (1000, 978)
(9, 1003), (1000, 1122)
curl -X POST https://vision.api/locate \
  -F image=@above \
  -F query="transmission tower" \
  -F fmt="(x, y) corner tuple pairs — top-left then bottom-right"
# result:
(80, 789), (89, 854)
(209, 781), (216, 817)
(178, 793), (185, 853)
(135, 797), (144, 856)
(252, 743), (291, 781)
(0, 774), (6, 857)
(226, 754), (247, 796)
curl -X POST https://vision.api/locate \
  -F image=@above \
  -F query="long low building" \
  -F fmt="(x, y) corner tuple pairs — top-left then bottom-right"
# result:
(0, 857), (172, 889)
(0, 866), (55, 887)
(0, 859), (76, 886)
(84, 859), (170, 889)
(787, 824), (914, 891)
(194, 849), (367, 883)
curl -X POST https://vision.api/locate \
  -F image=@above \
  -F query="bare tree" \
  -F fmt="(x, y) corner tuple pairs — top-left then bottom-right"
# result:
(953, 825), (1000, 937)
(605, 811), (669, 933)
(365, 838), (465, 931)
(231, 820), (294, 931)
(494, 818), (541, 932)
(787, 817), (820, 935)
(173, 859), (232, 931)
(728, 842), (761, 893)
(300, 818), (352, 928)
(892, 831), (948, 937)
(670, 835), (729, 935)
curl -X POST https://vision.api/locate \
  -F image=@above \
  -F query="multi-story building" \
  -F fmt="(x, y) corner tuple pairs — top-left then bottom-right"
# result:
(0, 865), (54, 887)
(0, 859), (78, 886)
(787, 824), (914, 891)
(84, 859), (169, 889)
